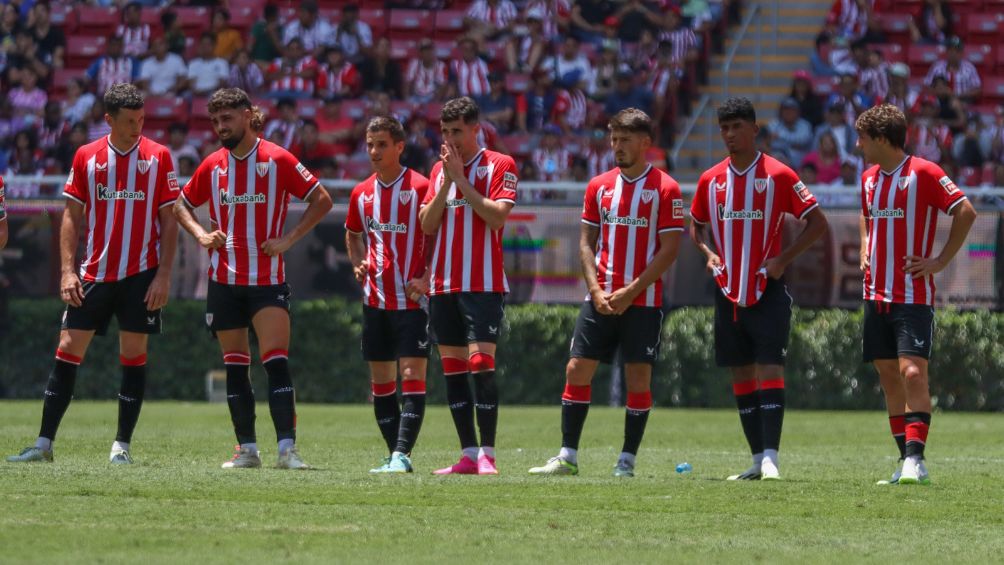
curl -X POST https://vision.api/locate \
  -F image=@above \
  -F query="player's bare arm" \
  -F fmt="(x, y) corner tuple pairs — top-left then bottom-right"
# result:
(762, 207), (829, 280)
(608, 230), (682, 314)
(172, 198), (226, 250)
(444, 142), (513, 230)
(59, 200), (85, 307)
(144, 206), (179, 311)
(579, 222), (613, 315)
(689, 220), (722, 274)
(419, 156), (451, 234)
(262, 185), (333, 256)
(404, 234), (434, 300)
(859, 214), (869, 272)
(904, 199), (977, 278)
(346, 230), (368, 283)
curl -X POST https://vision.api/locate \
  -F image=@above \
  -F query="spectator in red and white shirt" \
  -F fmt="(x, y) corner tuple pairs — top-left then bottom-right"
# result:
(908, 96), (953, 164)
(264, 98), (302, 149)
(505, 8), (549, 73)
(332, 4), (374, 62)
(583, 127), (615, 177)
(7, 66), (46, 121)
(658, 8), (698, 68)
(553, 81), (588, 134)
(826, 0), (879, 42)
(884, 63), (920, 115)
(281, 0), (335, 56)
(405, 39), (449, 103)
(117, 2), (151, 58)
(265, 38), (318, 99)
(924, 37), (981, 102)
(465, 0), (519, 43)
(451, 38), (491, 98)
(316, 45), (360, 99)
(858, 47), (889, 102)
(532, 125), (572, 182)
(523, 0), (571, 38)
(86, 36), (139, 96)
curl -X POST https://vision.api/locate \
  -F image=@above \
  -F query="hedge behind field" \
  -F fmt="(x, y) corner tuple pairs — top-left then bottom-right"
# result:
(1, 298), (1003, 411)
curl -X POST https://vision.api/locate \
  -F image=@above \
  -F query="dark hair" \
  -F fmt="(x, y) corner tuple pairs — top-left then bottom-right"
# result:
(440, 97), (480, 124)
(104, 83), (144, 115)
(301, 118), (318, 129)
(343, 3), (359, 13)
(276, 97), (296, 110)
(264, 4), (279, 19)
(608, 108), (653, 137)
(367, 116), (406, 142)
(161, 11), (177, 28)
(207, 88), (265, 132)
(855, 104), (907, 149)
(717, 97), (757, 124)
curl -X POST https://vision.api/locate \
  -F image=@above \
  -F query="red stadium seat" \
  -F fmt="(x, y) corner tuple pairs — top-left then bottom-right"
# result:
(506, 73), (531, 93)
(319, 8), (342, 23)
(279, 6), (298, 23)
(49, 68), (81, 96)
(873, 43), (905, 64)
(433, 39), (460, 61)
(421, 101), (440, 121)
(341, 99), (368, 121)
(146, 97), (189, 128)
(174, 7), (211, 34)
(360, 9), (387, 37)
(389, 10), (434, 39)
(140, 7), (163, 27)
(229, 6), (259, 31)
(947, 0), (984, 18)
(434, 9), (466, 40)
(964, 13), (1004, 44)
(390, 101), (417, 122)
(878, 14), (912, 47)
(389, 38), (419, 61)
(188, 128), (217, 147)
(66, 36), (107, 70)
(964, 44), (995, 73)
(190, 97), (211, 121)
(298, 99), (323, 119)
(958, 166), (980, 187)
(981, 76), (1004, 101)
(907, 44), (945, 76)
(982, 163), (996, 185)
(342, 159), (372, 180)
(500, 134), (533, 158)
(49, 3), (74, 27)
(73, 6), (119, 35)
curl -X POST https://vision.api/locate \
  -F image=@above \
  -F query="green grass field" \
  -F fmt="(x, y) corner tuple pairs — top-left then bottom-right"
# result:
(1, 401), (1002, 564)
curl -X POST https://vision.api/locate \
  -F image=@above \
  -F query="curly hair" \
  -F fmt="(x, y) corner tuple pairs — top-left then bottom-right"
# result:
(855, 104), (907, 149)
(207, 87), (265, 132)
(717, 97), (757, 124)
(608, 108), (653, 137)
(103, 83), (144, 116)
(440, 96), (480, 124)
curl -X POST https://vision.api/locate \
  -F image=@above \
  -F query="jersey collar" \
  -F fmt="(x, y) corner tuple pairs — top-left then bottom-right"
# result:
(229, 137), (261, 162)
(464, 148), (486, 168)
(728, 152), (761, 176)
(376, 167), (407, 188)
(619, 163), (652, 184)
(107, 136), (140, 157)
(879, 155), (910, 177)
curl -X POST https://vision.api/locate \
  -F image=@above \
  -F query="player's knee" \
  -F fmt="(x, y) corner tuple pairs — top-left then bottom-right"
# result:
(469, 351), (495, 374)
(399, 363), (425, 381)
(565, 358), (593, 384)
(901, 364), (924, 383)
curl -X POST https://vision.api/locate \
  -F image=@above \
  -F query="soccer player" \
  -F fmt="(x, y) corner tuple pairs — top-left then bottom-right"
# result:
(690, 97), (829, 481)
(528, 108), (684, 478)
(7, 84), (179, 465)
(856, 104), (976, 485)
(346, 116), (432, 474)
(173, 88), (333, 470)
(418, 96), (518, 475)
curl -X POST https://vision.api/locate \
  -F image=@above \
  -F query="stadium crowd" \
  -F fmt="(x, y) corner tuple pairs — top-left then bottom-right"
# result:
(0, 0), (736, 198)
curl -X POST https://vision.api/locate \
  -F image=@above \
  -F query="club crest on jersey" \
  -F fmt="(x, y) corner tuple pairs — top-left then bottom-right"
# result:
(718, 204), (764, 221)
(641, 189), (656, 204)
(672, 198), (684, 219)
(136, 159), (151, 174)
(366, 217), (407, 233)
(898, 177), (910, 190)
(219, 190), (265, 206)
(939, 175), (959, 195)
(754, 179), (768, 193)
(601, 208), (648, 227)
(476, 166), (489, 179)
(793, 181), (812, 203)
(399, 190), (414, 205)
(257, 162), (270, 177)
(97, 183), (146, 201)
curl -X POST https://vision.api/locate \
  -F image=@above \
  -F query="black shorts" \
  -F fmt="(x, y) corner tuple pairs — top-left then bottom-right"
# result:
(714, 278), (792, 367)
(362, 305), (431, 361)
(429, 292), (505, 347)
(206, 280), (291, 333)
(62, 268), (162, 335)
(862, 301), (934, 362)
(570, 301), (664, 365)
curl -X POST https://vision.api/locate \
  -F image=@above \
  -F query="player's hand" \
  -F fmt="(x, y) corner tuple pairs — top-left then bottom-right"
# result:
(353, 259), (368, 283)
(144, 272), (171, 311)
(590, 289), (615, 315)
(60, 271), (84, 307)
(198, 230), (227, 250)
(262, 236), (293, 256)
(608, 287), (635, 315)
(904, 255), (945, 279)
(442, 143), (465, 183)
(705, 253), (723, 274)
(763, 257), (786, 280)
(860, 250), (870, 272)
(406, 275), (430, 302)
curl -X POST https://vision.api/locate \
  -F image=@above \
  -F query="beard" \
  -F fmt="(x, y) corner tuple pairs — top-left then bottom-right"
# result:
(219, 129), (245, 150)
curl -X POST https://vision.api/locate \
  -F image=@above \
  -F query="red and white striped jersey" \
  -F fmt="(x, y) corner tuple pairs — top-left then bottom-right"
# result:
(859, 63), (889, 101)
(92, 58), (137, 95)
(860, 155), (966, 305)
(647, 65), (674, 98)
(466, 0), (518, 28)
(691, 153), (819, 307)
(316, 61), (359, 98)
(116, 24), (151, 58)
(532, 147), (571, 181)
(181, 138), (322, 287)
(0, 175), (6, 221)
(422, 149), (517, 295)
(553, 88), (587, 130)
(827, 0), (875, 41)
(657, 27), (697, 65)
(405, 59), (449, 99)
(452, 58), (491, 97)
(909, 122), (952, 164)
(63, 136), (179, 283)
(476, 121), (500, 151)
(345, 168), (431, 310)
(585, 148), (614, 179)
(925, 60), (982, 96)
(267, 57), (318, 95)
(524, 0), (571, 37)
(582, 165), (684, 308)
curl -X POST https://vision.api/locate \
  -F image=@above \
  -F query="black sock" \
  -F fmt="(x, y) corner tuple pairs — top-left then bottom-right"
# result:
(444, 372), (478, 450)
(224, 353), (256, 445)
(115, 356), (147, 444)
(733, 380), (764, 456)
(472, 370), (498, 448)
(760, 381), (786, 451)
(372, 382), (400, 454)
(889, 415), (907, 459)
(395, 380), (427, 454)
(38, 357), (79, 442)
(621, 392), (652, 456)
(263, 352), (296, 443)
(560, 384), (591, 450)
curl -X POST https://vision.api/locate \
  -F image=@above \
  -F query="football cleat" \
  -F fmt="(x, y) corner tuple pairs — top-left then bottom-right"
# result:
(371, 453), (413, 474)
(528, 456), (578, 476)
(477, 454), (498, 475)
(6, 446), (53, 463)
(612, 459), (635, 478)
(726, 465), (762, 481)
(876, 459), (904, 485)
(109, 448), (133, 465)
(221, 446), (261, 469)
(432, 455), (478, 475)
(897, 456), (930, 485)
(760, 457), (781, 481)
(276, 446), (311, 470)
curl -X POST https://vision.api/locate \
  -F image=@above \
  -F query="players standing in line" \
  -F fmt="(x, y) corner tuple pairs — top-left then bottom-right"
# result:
(346, 117), (432, 474)
(690, 97), (829, 481)
(173, 88), (332, 470)
(0, 175), (8, 248)
(528, 109), (684, 477)
(418, 97), (518, 475)
(7, 84), (179, 465)
(855, 104), (976, 485)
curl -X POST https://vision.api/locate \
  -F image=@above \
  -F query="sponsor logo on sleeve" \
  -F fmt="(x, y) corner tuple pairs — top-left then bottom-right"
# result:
(939, 175), (959, 195)
(66, 169), (74, 186)
(502, 171), (517, 192)
(167, 171), (179, 191)
(793, 181), (812, 203)
(295, 162), (312, 181)
(672, 198), (684, 219)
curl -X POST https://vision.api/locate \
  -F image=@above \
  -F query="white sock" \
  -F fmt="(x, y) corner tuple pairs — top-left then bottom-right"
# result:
(240, 442), (259, 454)
(763, 449), (779, 464)
(752, 452), (764, 466)
(391, 451), (406, 459)
(618, 452), (636, 466)
(111, 441), (130, 453)
(558, 447), (577, 464)
(462, 447), (479, 461)
(277, 439), (294, 455)
(35, 437), (52, 451)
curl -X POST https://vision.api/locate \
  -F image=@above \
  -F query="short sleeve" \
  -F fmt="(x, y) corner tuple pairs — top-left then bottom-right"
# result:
(63, 149), (88, 205)
(926, 164), (967, 213)
(277, 149), (321, 201)
(489, 156), (517, 203)
(345, 185), (364, 233)
(656, 176), (685, 233)
(157, 148), (180, 208)
(181, 161), (211, 208)
(775, 166), (818, 219)
(422, 164), (443, 208)
(690, 175), (711, 224)
(581, 178), (600, 226)
(859, 172), (871, 217)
